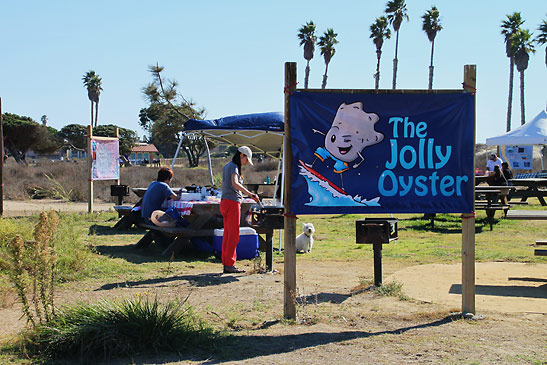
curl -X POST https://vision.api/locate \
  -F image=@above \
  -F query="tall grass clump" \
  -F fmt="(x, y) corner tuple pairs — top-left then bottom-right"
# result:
(24, 295), (222, 361)
(0, 211), (58, 327)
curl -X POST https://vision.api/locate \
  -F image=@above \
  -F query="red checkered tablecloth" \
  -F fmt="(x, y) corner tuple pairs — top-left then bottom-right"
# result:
(160, 198), (255, 216)
(161, 200), (195, 215)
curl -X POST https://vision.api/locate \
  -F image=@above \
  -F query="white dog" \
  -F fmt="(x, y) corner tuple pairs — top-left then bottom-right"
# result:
(296, 223), (316, 253)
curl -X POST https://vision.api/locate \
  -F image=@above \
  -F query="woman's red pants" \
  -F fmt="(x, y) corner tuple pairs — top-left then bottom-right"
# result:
(220, 199), (240, 266)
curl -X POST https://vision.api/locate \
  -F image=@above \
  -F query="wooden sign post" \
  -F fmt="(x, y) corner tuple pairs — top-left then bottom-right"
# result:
(0, 97), (3, 217)
(462, 64), (477, 314)
(88, 125), (93, 213)
(283, 62), (297, 319)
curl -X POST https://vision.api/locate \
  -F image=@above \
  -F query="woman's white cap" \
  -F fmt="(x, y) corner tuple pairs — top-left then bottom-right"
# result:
(238, 146), (253, 165)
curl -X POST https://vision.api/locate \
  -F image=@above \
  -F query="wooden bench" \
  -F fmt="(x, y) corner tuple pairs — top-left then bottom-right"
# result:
(505, 210), (547, 220)
(535, 240), (547, 256)
(114, 205), (133, 216)
(135, 212), (217, 256)
(135, 217), (276, 271)
(474, 203), (511, 230)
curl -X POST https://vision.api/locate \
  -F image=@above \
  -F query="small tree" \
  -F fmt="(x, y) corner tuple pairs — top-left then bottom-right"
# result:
(141, 64), (206, 167)
(2, 113), (61, 164)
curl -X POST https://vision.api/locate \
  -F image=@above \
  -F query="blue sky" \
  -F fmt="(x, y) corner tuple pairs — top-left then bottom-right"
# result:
(1, 0), (546, 143)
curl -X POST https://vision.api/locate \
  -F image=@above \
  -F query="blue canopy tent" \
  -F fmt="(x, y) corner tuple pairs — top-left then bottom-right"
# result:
(184, 112), (284, 159)
(173, 112), (285, 204)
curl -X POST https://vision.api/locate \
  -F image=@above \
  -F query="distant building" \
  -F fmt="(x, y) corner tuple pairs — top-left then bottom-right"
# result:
(129, 144), (159, 165)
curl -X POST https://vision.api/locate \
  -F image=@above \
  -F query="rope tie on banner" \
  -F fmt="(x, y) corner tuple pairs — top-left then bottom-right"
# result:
(461, 83), (477, 92)
(461, 212), (476, 219)
(283, 82), (299, 95)
(283, 212), (298, 219)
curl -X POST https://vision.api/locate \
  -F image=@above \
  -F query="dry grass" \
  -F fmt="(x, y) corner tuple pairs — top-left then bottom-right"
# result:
(3, 157), (280, 203)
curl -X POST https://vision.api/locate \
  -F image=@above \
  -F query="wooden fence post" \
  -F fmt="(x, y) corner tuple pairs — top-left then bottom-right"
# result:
(283, 62), (297, 319)
(88, 125), (93, 214)
(462, 64), (476, 314)
(0, 97), (3, 217)
(115, 128), (120, 186)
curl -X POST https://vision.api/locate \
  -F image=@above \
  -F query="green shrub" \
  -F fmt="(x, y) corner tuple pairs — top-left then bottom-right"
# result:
(24, 295), (221, 361)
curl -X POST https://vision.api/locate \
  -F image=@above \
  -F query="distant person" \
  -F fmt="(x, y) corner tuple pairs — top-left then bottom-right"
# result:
(486, 153), (503, 173)
(501, 162), (513, 185)
(220, 146), (260, 274)
(490, 165), (508, 186)
(141, 167), (179, 223)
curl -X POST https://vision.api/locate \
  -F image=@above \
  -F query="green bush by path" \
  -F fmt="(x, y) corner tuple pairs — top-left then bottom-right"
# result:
(22, 295), (222, 362)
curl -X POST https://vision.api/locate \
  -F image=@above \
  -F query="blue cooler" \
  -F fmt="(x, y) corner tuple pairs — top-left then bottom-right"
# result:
(213, 227), (259, 260)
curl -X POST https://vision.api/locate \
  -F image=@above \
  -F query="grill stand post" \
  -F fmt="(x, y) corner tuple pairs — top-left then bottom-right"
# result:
(373, 241), (383, 287)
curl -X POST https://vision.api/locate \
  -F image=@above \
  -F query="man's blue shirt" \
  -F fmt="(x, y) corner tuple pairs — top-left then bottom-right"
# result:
(141, 181), (175, 219)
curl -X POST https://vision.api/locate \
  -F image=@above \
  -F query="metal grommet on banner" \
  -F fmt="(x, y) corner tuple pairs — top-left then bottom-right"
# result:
(283, 82), (298, 95)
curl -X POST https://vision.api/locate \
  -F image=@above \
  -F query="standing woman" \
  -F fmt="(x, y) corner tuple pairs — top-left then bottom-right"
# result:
(220, 146), (260, 273)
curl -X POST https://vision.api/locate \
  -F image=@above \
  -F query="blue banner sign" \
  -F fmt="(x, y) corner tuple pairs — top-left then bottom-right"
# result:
(289, 91), (475, 214)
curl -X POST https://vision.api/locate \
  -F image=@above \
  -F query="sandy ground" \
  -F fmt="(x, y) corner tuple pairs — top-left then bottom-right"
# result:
(389, 262), (546, 314)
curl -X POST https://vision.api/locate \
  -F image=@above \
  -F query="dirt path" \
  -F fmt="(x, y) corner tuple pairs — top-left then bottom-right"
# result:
(389, 262), (546, 313)
(1, 199), (114, 217)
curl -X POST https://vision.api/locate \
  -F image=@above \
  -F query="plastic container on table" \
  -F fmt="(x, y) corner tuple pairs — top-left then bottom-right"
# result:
(179, 193), (201, 201)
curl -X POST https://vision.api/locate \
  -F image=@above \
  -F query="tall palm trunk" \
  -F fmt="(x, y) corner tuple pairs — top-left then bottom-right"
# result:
(392, 30), (399, 89)
(506, 58), (515, 131)
(428, 39), (435, 90)
(304, 60), (311, 89)
(94, 100), (99, 128)
(519, 70), (525, 125)
(321, 62), (330, 89)
(90, 101), (94, 127)
(375, 50), (382, 90)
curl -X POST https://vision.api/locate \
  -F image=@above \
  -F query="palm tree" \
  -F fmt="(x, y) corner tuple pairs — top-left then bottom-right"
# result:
(82, 70), (103, 127)
(370, 17), (391, 90)
(536, 17), (547, 68)
(92, 75), (102, 128)
(385, 0), (409, 89)
(298, 21), (317, 89)
(510, 28), (536, 126)
(318, 28), (339, 89)
(501, 12), (524, 132)
(422, 6), (442, 90)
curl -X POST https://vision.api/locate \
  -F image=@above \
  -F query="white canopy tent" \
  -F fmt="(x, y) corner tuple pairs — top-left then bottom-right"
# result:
(485, 109), (547, 171)
(486, 109), (547, 145)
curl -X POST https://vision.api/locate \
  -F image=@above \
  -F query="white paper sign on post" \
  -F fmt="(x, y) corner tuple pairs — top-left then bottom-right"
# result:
(91, 137), (120, 180)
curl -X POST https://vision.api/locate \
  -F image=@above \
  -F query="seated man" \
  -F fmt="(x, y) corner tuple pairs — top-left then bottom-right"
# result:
(141, 167), (179, 223)
(486, 153), (503, 173)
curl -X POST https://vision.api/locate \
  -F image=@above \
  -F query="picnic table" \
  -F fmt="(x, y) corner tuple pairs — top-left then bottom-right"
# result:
(474, 186), (513, 230)
(507, 178), (547, 206)
(127, 188), (279, 271)
(474, 175), (491, 186)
